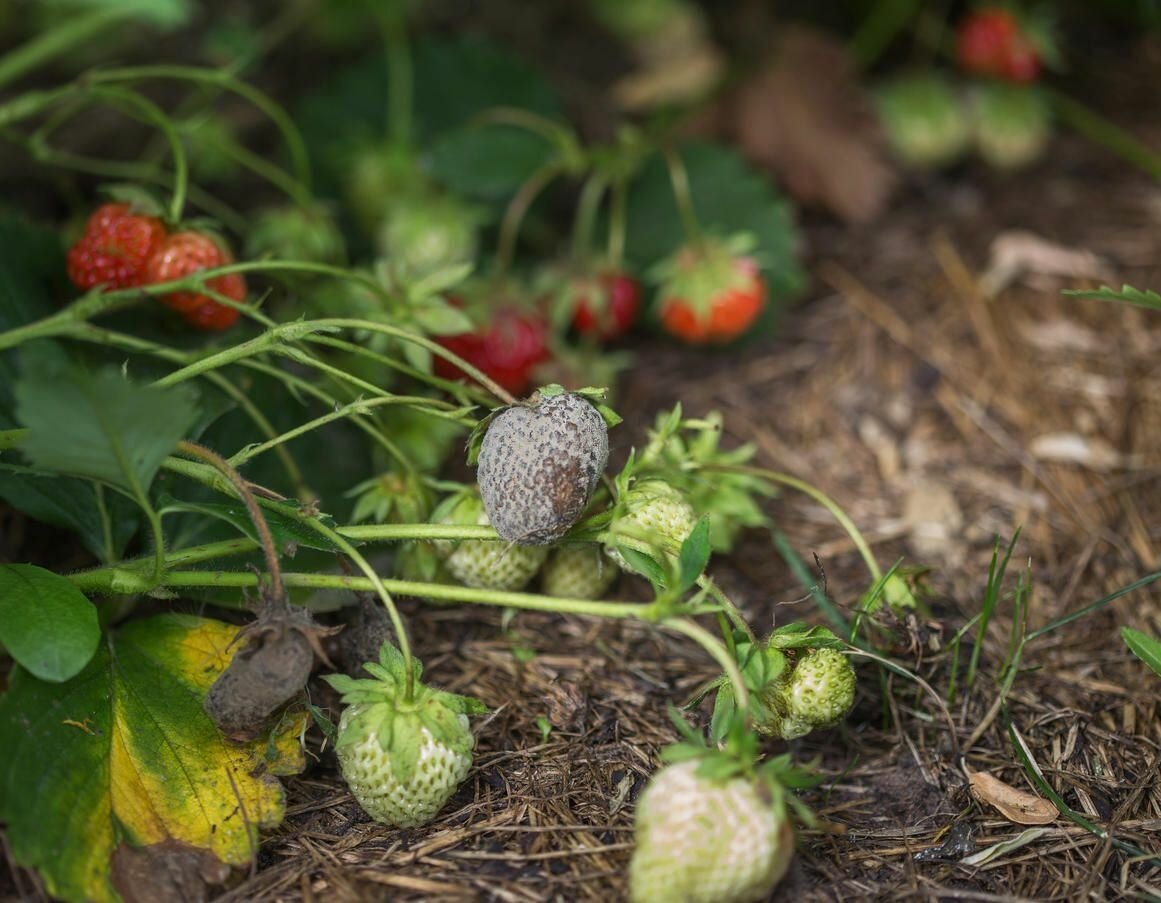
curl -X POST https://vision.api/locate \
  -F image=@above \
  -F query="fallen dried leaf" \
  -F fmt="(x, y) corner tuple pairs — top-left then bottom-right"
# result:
(718, 26), (897, 223)
(980, 230), (1116, 298)
(968, 770), (1058, 825)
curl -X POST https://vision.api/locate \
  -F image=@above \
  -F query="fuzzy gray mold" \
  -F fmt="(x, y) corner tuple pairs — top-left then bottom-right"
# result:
(477, 392), (609, 545)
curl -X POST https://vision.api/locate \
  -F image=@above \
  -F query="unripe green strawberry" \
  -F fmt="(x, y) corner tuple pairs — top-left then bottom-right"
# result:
(541, 544), (620, 599)
(432, 491), (547, 590)
(782, 647), (856, 727)
(324, 643), (486, 827)
(378, 192), (482, 282)
(972, 83), (1052, 171)
(606, 479), (697, 573)
(629, 760), (794, 903)
(876, 73), (970, 170)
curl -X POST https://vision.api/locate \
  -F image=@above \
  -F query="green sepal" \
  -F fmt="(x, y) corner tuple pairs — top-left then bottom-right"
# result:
(766, 623), (844, 651)
(677, 517), (712, 592)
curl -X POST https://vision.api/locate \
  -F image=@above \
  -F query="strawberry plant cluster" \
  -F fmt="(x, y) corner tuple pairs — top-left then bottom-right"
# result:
(0, 7), (931, 903)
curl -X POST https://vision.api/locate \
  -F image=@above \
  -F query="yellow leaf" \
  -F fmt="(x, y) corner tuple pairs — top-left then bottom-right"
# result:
(0, 614), (307, 902)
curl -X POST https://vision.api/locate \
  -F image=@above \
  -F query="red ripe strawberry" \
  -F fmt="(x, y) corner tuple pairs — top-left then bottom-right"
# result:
(956, 7), (1042, 84)
(571, 270), (641, 341)
(656, 240), (766, 344)
(67, 203), (167, 291)
(434, 307), (550, 396)
(143, 231), (246, 331)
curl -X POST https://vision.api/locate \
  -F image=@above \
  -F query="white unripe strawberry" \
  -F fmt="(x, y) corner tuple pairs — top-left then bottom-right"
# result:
(432, 491), (547, 590)
(336, 705), (472, 827)
(541, 544), (620, 599)
(629, 760), (794, 903)
(324, 643), (486, 828)
(606, 479), (697, 573)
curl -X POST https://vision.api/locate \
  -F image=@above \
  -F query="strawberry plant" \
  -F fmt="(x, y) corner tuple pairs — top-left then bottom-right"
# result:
(0, 6), (906, 901)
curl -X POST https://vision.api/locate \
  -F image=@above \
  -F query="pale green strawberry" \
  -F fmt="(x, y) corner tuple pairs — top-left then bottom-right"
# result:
(541, 544), (620, 599)
(629, 759), (794, 903)
(876, 73), (971, 170)
(606, 479), (697, 573)
(782, 648), (856, 727)
(432, 491), (547, 591)
(754, 647), (856, 739)
(324, 643), (486, 827)
(973, 83), (1052, 170)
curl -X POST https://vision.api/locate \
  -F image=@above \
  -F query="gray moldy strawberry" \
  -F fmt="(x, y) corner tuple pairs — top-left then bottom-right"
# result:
(474, 387), (615, 546)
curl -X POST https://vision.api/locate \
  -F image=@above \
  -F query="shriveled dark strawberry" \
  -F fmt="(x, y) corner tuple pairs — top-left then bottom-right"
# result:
(434, 307), (551, 396)
(143, 231), (247, 331)
(67, 203), (167, 291)
(571, 270), (641, 341)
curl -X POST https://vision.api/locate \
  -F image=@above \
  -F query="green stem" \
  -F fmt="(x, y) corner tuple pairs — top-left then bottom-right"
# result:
(607, 175), (629, 268)
(290, 518), (412, 699)
(1048, 89), (1161, 182)
(87, 65), (312, 191)
(308, 317), (518, 406)
(0, 288), (137, 351)
(715, 465), (882, 582)
(380, 0), (413, 149)
(84, 86), (189, 222)
(0, 429), (29, 450)
(177, 442), (285, 600)
(571, 173), (608, 262)
(662, 146), (704, 247)
(495, 160), (566, 277)
(666, 618), (750, 716)
(0, 10), (126, 90)
(338, 523), (501, 542)
(699, 577), (756, 644)
(227, 395), (468, 469)
(848, 0), (922, 71)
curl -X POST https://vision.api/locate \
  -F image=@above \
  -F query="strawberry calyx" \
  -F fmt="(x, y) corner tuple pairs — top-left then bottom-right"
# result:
(323, 642), (486, 786)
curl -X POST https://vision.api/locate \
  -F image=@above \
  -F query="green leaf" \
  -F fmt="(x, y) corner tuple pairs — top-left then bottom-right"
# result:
(1122, 627), (1161, 677)
(1062, 284), (1161, 311)
(709, 684), (736, 742)
(677, 517), (712, 592)
(157, 495), (345, 553)
(0, 614), (306, 903)
(429, 126), (554, 199)
(14, 356), (199, 496)
(41, 0), (192, 27)
(0, 466), (139, 562)
(617, 546), (667, 588)
(0, 564), (100, 682)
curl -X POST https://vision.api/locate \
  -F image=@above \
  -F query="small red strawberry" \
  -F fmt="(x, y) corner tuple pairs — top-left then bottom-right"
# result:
(143, 231), (247, 331)
(570, 270), (641, 341)
(956, 7), (1049, 84)
(655, 239), (766, 344)
(67, 203), (167, 291)
(434, 306), (551, 396)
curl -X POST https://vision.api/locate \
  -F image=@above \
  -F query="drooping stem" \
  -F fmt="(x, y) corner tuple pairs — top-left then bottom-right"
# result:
(666, 618), (750, 717)
(662, 146), (704, 248)
(0, 9), (126, 90)
(177, 441), (285, 600)
(495, 160), (566, 277)
(711, 464), (883, 583)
